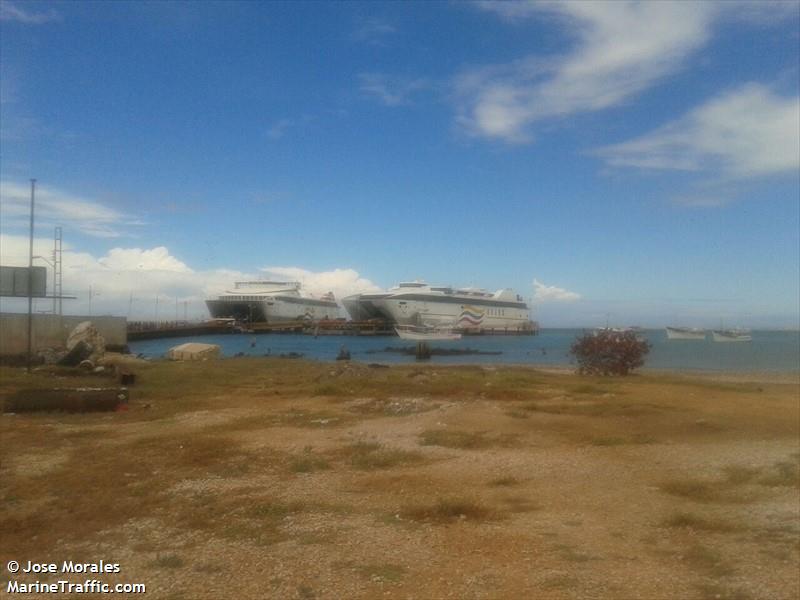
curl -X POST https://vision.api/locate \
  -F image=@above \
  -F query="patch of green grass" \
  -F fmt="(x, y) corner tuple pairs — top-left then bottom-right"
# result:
(662, 512), (740, 533)
(357, 563), (407, 582)
(400, 498), (493, 523)
(342, 441), (423, 470)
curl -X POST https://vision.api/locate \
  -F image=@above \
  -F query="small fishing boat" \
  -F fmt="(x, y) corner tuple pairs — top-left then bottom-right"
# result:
(666, 326), (706, 340)
(711, 329), (752, 342)
(394, 324), (462, 341)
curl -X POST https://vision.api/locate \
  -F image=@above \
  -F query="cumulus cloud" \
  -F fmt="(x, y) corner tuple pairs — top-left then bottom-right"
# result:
(0, 234), (378, 319)
(533, 278), (581, 303)
(0, 1), (60, 24)
(0, 180), (140, 238)
(594, 83), (800, 179)
(262, 266), (381, 300)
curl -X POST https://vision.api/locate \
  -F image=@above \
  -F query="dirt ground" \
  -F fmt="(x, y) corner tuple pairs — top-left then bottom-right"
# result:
(1, 359), (798, 599)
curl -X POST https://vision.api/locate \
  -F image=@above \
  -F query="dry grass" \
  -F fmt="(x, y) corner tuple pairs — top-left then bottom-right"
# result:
(662, 512), (742, 533)
(1, 360), (798, 600)
(418, 428), (516, 449)
(340, 441), (423, 470)
(356, 563), (406, 582)
(684, 543), (734, 577)
(400, 498), (493, 523)
(290, 448), (331, 473)
(488, 476), (520, 487)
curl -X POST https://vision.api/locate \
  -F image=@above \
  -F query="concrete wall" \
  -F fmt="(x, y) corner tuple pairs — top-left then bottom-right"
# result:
(0, 313), (127, 355)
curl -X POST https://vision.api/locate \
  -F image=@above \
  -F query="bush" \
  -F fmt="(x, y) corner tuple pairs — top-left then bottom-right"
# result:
(570, 330), (651, 376)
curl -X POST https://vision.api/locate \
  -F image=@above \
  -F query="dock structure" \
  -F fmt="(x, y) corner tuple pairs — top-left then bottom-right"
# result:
(127, 319), (538, 340)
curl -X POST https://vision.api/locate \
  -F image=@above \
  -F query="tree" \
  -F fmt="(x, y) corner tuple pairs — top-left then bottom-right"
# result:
(570, 330), (651, 376)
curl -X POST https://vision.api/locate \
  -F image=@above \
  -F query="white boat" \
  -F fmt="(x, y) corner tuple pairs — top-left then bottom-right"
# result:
(394, 324), (462, 341)
(666, 326), (706, 340)
(206, 281), (338, 323)
(344, 281), (532, 332)
(712, 329), (752, 342)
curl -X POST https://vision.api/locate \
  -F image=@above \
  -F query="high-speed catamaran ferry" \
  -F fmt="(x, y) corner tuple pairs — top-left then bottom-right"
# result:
(343, 281), (532, 332)
(206, 281), (338, 323)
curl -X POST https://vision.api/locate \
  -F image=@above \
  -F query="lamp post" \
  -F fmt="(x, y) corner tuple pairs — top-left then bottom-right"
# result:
(26, 179), (36, 373)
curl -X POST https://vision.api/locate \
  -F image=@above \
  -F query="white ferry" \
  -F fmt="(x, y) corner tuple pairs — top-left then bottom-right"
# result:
(205, 281), (338, 323)
(343, 281), (531, 332)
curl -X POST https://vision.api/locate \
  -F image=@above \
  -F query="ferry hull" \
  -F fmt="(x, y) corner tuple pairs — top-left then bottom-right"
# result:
(376, 297), (530, 332)
(206, 298), (338, 323)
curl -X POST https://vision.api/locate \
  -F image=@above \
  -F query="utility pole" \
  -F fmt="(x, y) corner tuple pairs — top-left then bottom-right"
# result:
(26, 179), (36, 373)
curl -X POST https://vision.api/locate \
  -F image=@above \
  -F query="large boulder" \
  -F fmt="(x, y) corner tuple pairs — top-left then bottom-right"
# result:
(66, 321), (106, 362)
(167, 343), (220, 361)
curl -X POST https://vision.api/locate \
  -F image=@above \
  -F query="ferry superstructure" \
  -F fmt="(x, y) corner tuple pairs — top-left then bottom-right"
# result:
(206, 281), (338, 323)
(343, 282), (532, 332)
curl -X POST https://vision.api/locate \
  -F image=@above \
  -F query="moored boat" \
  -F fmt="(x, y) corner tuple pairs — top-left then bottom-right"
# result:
(666, 326), (706, 340)
(712, 329), (752, 342)
(394, 324), (462, 341)
(345, 281), (532, 332)
(206, 281), (338, 323)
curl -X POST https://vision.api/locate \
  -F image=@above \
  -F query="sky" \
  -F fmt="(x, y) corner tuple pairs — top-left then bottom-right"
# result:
(1, 0), (798, 327)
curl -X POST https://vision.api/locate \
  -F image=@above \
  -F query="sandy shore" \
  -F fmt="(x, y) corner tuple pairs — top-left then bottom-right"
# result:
(1, 359), (798, 599)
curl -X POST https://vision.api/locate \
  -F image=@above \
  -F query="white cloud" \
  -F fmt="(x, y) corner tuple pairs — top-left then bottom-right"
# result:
(0, 234), (379, 320)
(0, 180), (140, 238)
(262, 266), (381, 300)
(458, 1), (753, 142)
(594, 84), (800, 179)
(533, 278), (581, 303)
(351, 16), (396, 45)
(358, 73), (430, 107)
(0, 1), (60, 24)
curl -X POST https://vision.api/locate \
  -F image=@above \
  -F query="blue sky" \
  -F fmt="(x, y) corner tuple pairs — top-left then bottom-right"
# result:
(1, 0), (798, 327)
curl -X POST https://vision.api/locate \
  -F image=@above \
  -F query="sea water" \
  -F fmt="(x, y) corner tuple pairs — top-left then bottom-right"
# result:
(128, 329), (800, 372)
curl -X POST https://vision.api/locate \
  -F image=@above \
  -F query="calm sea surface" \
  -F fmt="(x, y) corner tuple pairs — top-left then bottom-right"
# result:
(129, 329), (800, 372)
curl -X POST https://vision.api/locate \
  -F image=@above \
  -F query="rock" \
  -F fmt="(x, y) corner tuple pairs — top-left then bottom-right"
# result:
(57, 340), (93, 366)
(167, 343), (221, 361)
(336, 345), (351, 361)
(38, 347), (66, 365)
(66, 321), (106, 362)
